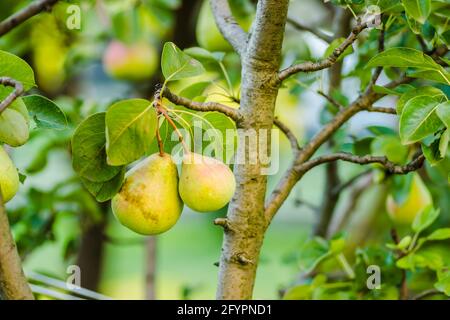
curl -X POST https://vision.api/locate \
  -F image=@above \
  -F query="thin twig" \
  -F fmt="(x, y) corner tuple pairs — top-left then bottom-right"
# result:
(0, 0), (59, 37)
(0, 77), (24, 114)
(317, 90), (344, 110)
(274, 118), (300, 155)
(367, 106), (397, 114)
(278, 20), (369, 81)
(163, 87), (242, 123)
(287, 17), (332, 43)
(298, 152), (425, 175)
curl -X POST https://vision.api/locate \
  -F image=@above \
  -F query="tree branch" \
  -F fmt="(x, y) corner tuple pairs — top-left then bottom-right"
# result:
(162, 88), (243, 123)
(0, 192), (34, 300)
(366, 106), (397, 114)
(265, 74), (412, 223)
(210, 0), (248, 56)
(286, 17), (332, 43)
(0, 77), (24, 114)
(278, 20), (368, 82)
(0, 0), (59, 37)
(317, 90), (344, 110)
(298, 152), (425, 175)
(274, 118), (300, 156)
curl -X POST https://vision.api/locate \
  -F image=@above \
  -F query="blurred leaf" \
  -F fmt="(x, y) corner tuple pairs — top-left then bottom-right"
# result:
(371, 134), (409, 164)
(412, 205), (440, 233)
(105, 99), (157, 166)
(324, 38), (354, 62)
(435, 270), (450, 296)
(297, 237), (331, 273)
(22, 95), (67, 130)
(161, 42), (205, 82)
(427, 228), (450, 241)
(401, 0), (431, 24)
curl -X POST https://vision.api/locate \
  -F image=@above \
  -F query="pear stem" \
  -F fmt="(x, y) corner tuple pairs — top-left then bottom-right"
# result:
(153, 93), (190, 154)
(155, 114), (164, 157)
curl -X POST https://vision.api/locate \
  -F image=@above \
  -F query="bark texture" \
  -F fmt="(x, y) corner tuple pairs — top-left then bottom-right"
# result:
(215, 0), (289, 300)
(0, 196), (33, 300)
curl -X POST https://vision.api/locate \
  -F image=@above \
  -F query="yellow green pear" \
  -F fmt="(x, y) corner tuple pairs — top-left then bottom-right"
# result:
(0, 145), (20, 203)
(179, 152), (236, 212)
(386, 173), (433, 225)
(112, 153), (183, 235)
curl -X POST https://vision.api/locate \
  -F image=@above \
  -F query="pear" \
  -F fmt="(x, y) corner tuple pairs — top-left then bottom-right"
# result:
(179, 152), (236, 212)
(0, 145), (19, 203)
(111, 153), (183, 235)
(386, 173), (433, 225)
(103, 40), (158, 82)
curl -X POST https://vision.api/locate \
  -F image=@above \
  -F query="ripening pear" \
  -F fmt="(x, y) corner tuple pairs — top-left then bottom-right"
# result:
(179, 152), (236, 212)
(0, 145), (19, 203)
(103, 40), (158, 81)
(386, 174), (433, 225)
(111, 153), (183, 235)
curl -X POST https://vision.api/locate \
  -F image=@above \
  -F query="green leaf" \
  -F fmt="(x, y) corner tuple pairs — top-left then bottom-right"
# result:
(371, 134), (409, 164)
(401, 0), (431, 24)
(397, 86), (445, 115)
(399, 96), (443, 144)
(22, 95), (67, 130)
(412, 205), (440, 233)
(324, 37), (354, 62)
(179, 82), (211, 100)
(0, 50), (35, 90)
(408, 68), (450, 85)
(72, 113), (122, 182)
(81, 169), (125, 202)
(0, 109), (29, 146)
(436, 101), (450, 128)
(422, 130), (448, 166)
(427, 228), (450, 241)
(105, 99), (157, 166)
(373, 84), (414, 96)
(366, 47), (440, 70)
(161, 42), (205, 82)
(283, 284), (312, 300)
(297, 237), (331, 273)
(184, 47), (225, 63)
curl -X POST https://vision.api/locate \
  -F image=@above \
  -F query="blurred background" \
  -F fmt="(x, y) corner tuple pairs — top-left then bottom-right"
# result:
(0, 0), (448, 299)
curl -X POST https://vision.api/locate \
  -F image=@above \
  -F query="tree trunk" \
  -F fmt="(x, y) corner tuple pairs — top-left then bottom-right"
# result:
(216, 0), (289, 300)
(145, 237), (157, 300)
(76, 220), (106, 291)
(0, 195), (33, 300)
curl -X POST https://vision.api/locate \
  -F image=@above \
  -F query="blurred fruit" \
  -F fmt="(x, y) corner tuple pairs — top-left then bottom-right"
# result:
(103, 40), (158, 81)
(386, 174), (433, 225)
(179, 152), (236, 212)
(0, 145), (19, 203)
(111, 153), (183, 235)
(196, 0), (253, 52)
(31, 14), (68, 94)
